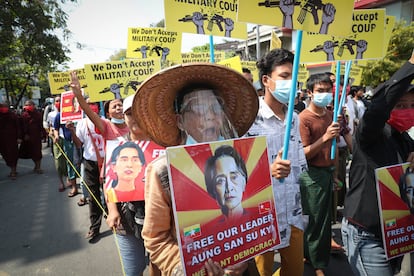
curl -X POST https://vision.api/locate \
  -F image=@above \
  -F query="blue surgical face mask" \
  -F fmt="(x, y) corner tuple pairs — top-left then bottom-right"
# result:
(111, 117), (125, 124)
(312, 92), (333, 108)
(268, 79), (292, 104)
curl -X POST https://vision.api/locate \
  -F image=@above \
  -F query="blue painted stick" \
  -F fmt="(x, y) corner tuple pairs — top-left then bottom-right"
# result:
(209, 35), (215, 63)
(330, 61), (341, 159)
(282, 30), (303, 161)
(331, 61), (352, 159)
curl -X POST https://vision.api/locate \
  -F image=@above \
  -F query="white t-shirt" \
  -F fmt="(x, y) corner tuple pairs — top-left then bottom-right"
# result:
(76, 118), (105, 161)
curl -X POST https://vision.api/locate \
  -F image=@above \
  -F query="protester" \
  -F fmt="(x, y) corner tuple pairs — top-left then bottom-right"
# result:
(0, 102), (22, 179)
(134, 63), (261, 275)
(69, 101), (105, 241)
(342, 51), (414, 276)
(299, 73), (341, 276)
(246, 48), (308, 276)
(19, 100), (45, 173)
(242, 67), (254, 83)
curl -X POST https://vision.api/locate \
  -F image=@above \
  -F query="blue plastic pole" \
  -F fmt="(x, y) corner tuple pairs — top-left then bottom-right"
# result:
(209, 35), (215, 63)
(330, 61), (341, 159)
(282, 30), (303, 161)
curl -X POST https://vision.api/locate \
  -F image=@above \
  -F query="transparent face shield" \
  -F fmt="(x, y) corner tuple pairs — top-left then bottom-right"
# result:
(176, 90), (238, 144)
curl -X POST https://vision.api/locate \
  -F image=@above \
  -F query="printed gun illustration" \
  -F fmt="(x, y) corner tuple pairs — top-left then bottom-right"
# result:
(310, 39), (356, 57)
(297, 0), (324, 25)
(207, 14), (224, 32)
(178, 13), (208, 22)
(126, 81), (142, 92)
(99, 83), (124, 99)
(258, 0), (301, 8)
(151, 46), (163, 57)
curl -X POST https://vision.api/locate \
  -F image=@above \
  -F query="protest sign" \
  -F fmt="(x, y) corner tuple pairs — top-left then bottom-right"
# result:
(376, 162), (414, 259)
(301, 9), (386, 63)
(330, 62), (364, 86)
(217, 55), (243, 73)
(237, 0), (354, 36)
(48, 68), (87, 95)
(181, 51), (225, 63)
(167, 136), (280, 275)
(241, 61), (259, 82)
(104, 140), (165, 202)
(126, 27), (182, 65)
(60, 91), (83, 124)
(84, 58), (161, 102)
(164, 0), (247, 39)
(383, 15), (396, 54)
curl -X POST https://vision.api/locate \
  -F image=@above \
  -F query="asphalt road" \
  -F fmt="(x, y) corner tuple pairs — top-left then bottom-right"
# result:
(0, 143), (357, 276)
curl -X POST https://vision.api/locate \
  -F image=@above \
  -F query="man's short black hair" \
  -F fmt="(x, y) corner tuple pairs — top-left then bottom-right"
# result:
(256, 49), (294, 90)
(242, 67), (251, 74)
(306, 73), (333, 92)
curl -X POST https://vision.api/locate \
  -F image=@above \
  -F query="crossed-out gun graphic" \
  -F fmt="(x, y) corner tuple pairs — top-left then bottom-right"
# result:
(258, 0), (324, 25)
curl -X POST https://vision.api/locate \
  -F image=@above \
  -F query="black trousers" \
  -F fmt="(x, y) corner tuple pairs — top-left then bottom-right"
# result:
(83, 159), (103, 233)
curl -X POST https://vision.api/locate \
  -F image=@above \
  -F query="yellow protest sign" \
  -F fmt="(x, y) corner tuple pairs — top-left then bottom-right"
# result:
(383, 15), (395, 54)
(241, 61), (259, 82)
(84, 58), (161, 102)
(297, 64), (309, 90)
(270, 30), (282, 50)
(301, 9), (386, 63)
(48, 68), (87, 95)
(126, 27), (182, 65)
(181, 51), (225, 63)
(217, 56), (242, 73)
(237, 0), (354, 37)
(330, 62), (364, 86)
(164, 0), (247, 39)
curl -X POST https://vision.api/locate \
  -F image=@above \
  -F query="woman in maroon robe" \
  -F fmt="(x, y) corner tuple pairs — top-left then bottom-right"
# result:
(19, 100), (45, 173)
(0, 102), (22, 179)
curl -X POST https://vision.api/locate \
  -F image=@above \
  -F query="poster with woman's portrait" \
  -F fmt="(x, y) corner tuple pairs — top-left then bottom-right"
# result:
(104, 140), (165, 202)
(166, 136), (280, 275)
(60, 91), (84, 123)
(376, 162), (414, 259)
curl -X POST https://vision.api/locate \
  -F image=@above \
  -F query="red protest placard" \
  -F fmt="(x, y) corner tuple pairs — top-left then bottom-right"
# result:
(60, 91), (83, 124)
(104, 140), (165, 202)
(167, 136), (280, 275)
(376, 162), (414, 259)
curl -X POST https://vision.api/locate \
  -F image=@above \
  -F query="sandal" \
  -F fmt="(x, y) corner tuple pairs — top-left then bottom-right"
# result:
(68, 190), (79, 197)
(77, 198), (88, 206)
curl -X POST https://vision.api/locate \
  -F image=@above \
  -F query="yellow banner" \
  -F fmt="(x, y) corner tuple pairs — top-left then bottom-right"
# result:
(181, 51), (225, 63)
(301, 9), (386, 63)
(330, 62), (364, 86)
(164, 0), (247, 39)
(270, 30), (282, 50)
(241, 61), (259, 82)
(217, 56), (242, 73)
(84, 58), (161, 102)
(237, 0), (354, 37)
(297, 64), (309, 90)
(126, 27), (182, 66)
(48, 68), (87, 95)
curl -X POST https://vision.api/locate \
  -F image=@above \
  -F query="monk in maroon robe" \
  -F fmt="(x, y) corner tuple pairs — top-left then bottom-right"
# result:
(0, 102), (22, 178)
(19, 100), (45, 173)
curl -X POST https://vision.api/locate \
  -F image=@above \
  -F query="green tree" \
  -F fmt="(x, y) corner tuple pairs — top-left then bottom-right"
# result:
(0, 0), (76, 105)
(361, 21), (414, 88)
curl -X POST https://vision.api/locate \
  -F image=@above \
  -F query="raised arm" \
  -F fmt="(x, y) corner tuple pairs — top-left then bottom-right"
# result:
(69, 71), (105, 134)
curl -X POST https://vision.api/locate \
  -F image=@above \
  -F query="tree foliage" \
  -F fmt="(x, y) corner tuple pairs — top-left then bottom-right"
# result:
(0, 0), (76, 104)
(361, 21), (414, 88)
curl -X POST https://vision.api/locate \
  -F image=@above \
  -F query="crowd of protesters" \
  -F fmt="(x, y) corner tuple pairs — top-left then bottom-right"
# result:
(1, 48), (413, 276)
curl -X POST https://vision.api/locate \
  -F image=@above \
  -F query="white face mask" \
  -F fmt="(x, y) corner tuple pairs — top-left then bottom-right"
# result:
(267, 79), (292, 104)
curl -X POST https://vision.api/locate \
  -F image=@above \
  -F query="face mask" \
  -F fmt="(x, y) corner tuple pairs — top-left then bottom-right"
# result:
(89, 104), (99, 114)
(111, 118), (125, 124)
(0, 107), (9, 113)
(387, 109), (414, 132)
(54, 103), (60, 110)
(268, 79), (292, 104)
(24, 105), (35, 112)
(312, 93), (333, 108)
